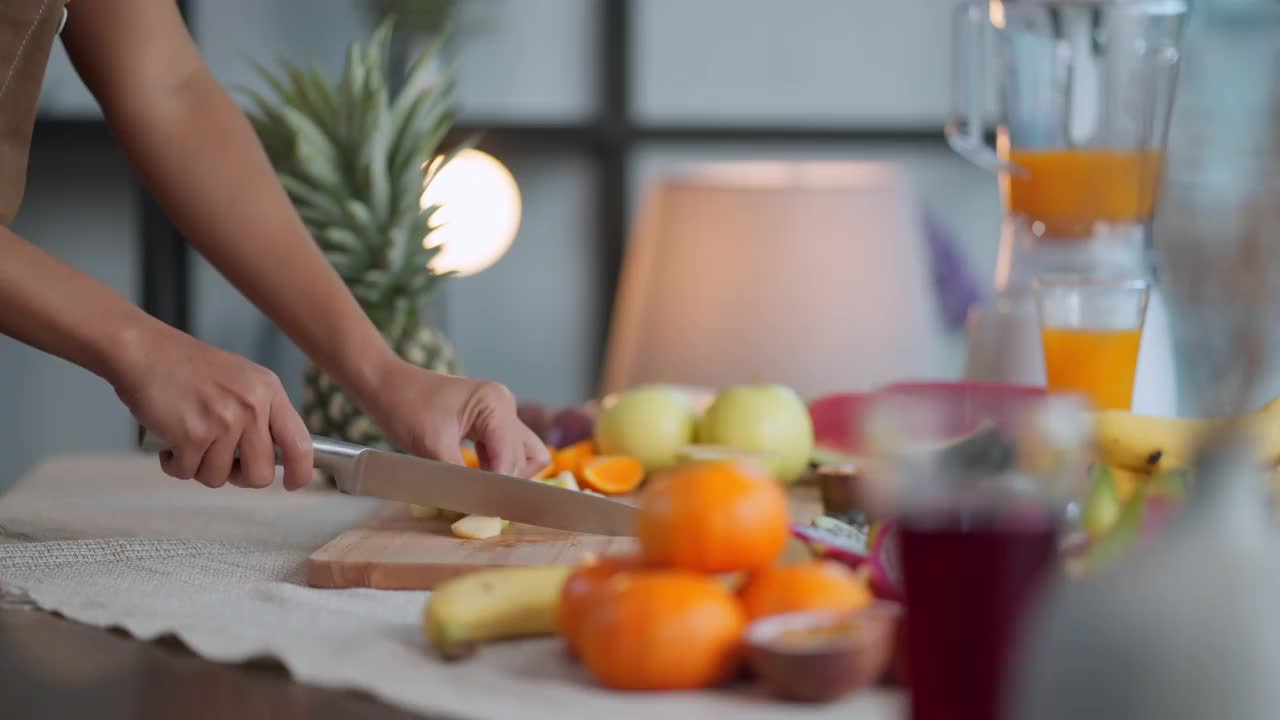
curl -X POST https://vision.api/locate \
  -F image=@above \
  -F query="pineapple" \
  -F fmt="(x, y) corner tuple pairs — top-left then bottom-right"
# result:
(244, 18), (465, 449)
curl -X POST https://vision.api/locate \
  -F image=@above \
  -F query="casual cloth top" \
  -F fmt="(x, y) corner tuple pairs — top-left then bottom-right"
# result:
(0, 0), (70, 225)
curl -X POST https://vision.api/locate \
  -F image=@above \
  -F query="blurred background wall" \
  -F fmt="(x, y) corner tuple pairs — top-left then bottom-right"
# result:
(2, 0), (1001, 488)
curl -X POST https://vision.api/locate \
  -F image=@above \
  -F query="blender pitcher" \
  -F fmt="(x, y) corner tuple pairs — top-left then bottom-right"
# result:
(950, 0), (1188, 416)
(948, 0), (1188, 289)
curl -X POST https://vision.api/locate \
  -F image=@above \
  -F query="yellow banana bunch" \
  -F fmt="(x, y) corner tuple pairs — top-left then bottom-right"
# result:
(1092, 397), (1280, 473)
(423, 565), (572, 659)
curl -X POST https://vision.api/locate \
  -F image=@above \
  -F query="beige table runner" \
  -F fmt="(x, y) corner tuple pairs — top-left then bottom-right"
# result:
(0, 453), (902, 720)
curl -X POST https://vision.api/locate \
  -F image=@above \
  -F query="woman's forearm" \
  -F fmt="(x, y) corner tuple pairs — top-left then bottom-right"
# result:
(106, 68), (397, 399)
(0, 225), (161, 386)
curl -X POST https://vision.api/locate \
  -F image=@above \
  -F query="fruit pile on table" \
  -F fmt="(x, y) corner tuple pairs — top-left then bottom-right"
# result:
(416, 381), (1280, 702)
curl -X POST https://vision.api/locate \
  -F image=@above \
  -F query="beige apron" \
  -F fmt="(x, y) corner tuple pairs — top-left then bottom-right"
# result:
(0, 0), (70, 225)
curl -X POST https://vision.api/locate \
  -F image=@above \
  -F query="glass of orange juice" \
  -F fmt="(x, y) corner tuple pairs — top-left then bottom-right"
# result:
(1033, 274), (1150, 410)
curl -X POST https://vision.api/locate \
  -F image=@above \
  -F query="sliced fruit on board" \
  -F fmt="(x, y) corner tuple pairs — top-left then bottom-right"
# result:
(542, 470), (581, 491)
(461, 445), (480, 468)
(551, 439), (596, 476)
(450, 515), (509, 540)
(579, 455), (646, 495)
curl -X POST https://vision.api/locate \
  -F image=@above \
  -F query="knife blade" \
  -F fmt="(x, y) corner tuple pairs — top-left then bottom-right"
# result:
(138, 429), (637, 537)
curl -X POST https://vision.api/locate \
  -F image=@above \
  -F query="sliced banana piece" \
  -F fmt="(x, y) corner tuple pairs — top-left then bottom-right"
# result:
(450, 515), (509, 539)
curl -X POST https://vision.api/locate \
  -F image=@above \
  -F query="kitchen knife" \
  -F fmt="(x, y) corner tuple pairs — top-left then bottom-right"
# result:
(137, 429), (637, 537)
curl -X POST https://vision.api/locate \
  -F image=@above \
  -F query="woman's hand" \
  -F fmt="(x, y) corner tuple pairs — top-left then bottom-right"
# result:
(112, 325), (314, 491)
(355, 360), (550, 479)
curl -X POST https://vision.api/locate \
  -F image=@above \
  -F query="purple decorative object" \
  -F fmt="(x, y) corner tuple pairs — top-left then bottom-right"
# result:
(921, 209), (983, 330)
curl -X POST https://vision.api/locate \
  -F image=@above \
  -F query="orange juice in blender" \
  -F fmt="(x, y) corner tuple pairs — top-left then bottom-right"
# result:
(1034, 275), (1150, 411)
(1002, 148), (1165, 239)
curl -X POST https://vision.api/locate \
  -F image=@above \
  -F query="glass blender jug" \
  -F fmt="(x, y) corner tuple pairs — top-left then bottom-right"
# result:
(948, 0), (1188, 290)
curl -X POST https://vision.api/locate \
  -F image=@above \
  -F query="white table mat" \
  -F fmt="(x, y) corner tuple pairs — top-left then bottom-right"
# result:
(0, 453), (902, 720)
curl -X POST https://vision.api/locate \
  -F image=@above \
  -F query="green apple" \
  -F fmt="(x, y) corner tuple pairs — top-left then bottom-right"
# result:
(594, 384), (698, 471)
(673, 444), (784, 478)
(697, 384), (815, 483)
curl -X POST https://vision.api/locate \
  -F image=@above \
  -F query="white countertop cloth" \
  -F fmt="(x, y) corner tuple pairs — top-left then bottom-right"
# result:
(0, 453), (902, 720)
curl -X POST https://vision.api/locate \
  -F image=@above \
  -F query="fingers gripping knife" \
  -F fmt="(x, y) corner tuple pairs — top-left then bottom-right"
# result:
(137, 428), (636, 536)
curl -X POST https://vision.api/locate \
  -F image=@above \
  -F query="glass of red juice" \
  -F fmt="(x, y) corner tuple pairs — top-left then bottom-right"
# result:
(863, 390), (1091, 720)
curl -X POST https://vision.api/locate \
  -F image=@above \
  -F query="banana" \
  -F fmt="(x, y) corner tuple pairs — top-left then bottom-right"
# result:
(423, 565), (573, 659)
(1092, 411), (1217, 472)
(1093, 399), (1280, 473)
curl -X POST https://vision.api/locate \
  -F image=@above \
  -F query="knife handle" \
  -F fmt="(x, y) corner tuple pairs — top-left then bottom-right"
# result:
(137, 427), (364, 486)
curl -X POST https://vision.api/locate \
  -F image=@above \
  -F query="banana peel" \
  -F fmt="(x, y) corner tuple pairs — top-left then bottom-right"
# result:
(424, 565), (573, 659)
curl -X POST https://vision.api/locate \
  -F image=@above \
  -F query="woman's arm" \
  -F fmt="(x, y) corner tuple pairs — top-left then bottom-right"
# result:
(0, 224), (315, 490)
(61, 0), (393, 399)
(60, 0), (548, 477)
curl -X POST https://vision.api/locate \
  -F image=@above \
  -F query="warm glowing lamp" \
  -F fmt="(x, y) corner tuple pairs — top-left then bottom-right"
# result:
(421, 148), (522, 276)
(600, 161), (948, 399)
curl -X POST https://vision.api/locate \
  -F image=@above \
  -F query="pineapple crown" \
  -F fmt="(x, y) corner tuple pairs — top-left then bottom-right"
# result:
(242, 17), (466, 340)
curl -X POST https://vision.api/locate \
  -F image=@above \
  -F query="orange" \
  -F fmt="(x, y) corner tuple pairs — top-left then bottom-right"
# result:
(461, 445), (480, 468)
(577, 570), (745, 690)
(739, 560), (873, 621)
(551, 440), (596, 476)
(636, 460), (790, 574)
(579, 455), (645, 495)
(557, 554), (647, 656)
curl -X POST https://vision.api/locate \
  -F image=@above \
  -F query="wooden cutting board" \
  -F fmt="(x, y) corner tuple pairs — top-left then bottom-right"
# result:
(306, 503), (639, 590)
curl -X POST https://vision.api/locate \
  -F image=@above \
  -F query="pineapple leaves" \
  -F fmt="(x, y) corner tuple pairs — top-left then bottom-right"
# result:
(245, 57), (297, 110)
(278, 173), (346, 226)
(341, 199), (385, 253)
(388, 24), (453, 127)
(384, 297), (415, 346)
(364, 17), (397, 90)
(279, 106), (348, 196)
(358, 84), (394, 226)
(285, 62), (337, 140)
(240, 15), (461, 307)
(422, 131), (475, 189)
(320, 228), (372, 280)
(340, 44), (367, 143)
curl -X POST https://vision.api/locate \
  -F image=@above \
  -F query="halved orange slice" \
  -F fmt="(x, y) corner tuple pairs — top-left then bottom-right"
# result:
(552, 439), (596, 475)
(579, 455), (646, 495)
